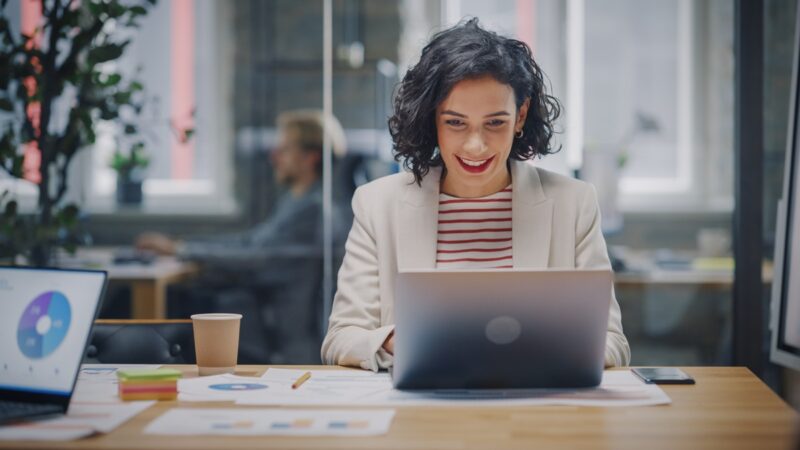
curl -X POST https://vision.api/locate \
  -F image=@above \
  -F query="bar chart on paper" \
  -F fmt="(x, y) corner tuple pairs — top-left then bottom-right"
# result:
(144, 408), (396, 436)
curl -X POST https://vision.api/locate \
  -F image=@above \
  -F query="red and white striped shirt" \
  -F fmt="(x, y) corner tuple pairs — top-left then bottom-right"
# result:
(435, 185), (513, 269)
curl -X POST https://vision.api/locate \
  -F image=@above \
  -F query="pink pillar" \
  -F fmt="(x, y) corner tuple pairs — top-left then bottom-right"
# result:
(516, 0), (536, 55)
(21, 0), (42, 184)
(170, 0), (195, 179)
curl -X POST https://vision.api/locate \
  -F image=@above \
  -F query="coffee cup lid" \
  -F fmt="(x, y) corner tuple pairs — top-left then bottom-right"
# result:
(190, 313), (243, 320)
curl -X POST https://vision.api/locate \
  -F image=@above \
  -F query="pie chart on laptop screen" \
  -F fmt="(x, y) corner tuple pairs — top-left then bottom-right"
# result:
(17, 291), (72, 359)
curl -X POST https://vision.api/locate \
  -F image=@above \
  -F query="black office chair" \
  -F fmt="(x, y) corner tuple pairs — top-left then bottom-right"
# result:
(253, 254), (325, 364)
(84, 319), (196, 364)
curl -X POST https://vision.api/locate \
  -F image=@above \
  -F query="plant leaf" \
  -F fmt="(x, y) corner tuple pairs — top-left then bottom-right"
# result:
(87, 42), (129, 64)
(101, 73), (122, 87)
(113, 90), (131, 104)
(107, 1), (127, 19)
(58, 204), (80, 225)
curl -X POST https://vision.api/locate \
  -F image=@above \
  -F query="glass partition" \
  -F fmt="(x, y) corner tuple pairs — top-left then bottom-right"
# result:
(101, 0), (328, 364)
(5, 0), (743, 367)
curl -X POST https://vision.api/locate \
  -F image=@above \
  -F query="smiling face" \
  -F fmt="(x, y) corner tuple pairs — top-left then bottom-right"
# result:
(436, 76), (530, 198)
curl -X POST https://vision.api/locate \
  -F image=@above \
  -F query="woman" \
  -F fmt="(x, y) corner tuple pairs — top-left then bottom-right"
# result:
(322, 18), (630, 371)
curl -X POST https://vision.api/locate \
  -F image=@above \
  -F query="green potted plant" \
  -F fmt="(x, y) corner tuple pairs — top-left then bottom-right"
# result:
(0, 0), (156, 266)
(110, 140), (149, 205)
(107, 104), (195, 206)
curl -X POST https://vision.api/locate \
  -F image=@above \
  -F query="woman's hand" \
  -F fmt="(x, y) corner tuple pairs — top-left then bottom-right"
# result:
(382, 332), (395, 355)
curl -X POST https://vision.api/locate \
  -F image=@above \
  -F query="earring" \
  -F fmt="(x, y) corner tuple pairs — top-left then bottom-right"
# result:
(515, 129), (524, 139)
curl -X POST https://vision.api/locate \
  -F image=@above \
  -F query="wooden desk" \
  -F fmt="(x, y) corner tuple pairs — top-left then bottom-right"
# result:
(1, 366), (797, 450)
(105, 258), (198, 320)
(58, 248), (199, 320)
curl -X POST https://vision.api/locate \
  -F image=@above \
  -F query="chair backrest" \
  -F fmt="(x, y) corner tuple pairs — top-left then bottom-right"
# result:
(84, 319), (196, 364)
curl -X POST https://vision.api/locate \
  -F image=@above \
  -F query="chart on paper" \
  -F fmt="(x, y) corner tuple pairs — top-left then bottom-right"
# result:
(144, 408), (396, 436)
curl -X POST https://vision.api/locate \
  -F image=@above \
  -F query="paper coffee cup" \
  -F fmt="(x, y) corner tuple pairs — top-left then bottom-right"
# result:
(191, 313), (242, 376)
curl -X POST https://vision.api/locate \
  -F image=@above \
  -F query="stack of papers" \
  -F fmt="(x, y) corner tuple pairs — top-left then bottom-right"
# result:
(175, 367), (671, 407)
(230, 369), (672, 407)
(0, 401), (154, 441)
(0, 364), (160, 441)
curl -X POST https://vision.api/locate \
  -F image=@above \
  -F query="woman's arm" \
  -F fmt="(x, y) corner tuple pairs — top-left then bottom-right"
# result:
(321, 187), (395, 371)
(575, 184), (632, 367)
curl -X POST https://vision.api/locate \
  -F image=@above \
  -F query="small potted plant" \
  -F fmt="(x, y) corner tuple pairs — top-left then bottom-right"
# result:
(110, 141), (150, 205)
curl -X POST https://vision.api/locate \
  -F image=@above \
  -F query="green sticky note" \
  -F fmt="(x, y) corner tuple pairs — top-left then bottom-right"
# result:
(117, 368), (183, 381)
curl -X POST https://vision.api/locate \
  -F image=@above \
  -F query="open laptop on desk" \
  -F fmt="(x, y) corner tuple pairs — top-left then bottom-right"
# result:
(0, 267), (107, 425)
(393, 269), (612, 390)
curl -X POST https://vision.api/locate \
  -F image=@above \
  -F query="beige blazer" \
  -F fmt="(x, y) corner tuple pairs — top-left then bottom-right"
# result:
(321, 160), (631, 371)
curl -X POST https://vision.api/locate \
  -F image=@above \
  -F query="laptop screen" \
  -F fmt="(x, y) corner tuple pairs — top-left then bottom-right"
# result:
(0, 268), (106, 397)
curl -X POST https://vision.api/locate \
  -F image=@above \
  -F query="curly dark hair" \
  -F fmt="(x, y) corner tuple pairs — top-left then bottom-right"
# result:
(389, 18), (562, 185)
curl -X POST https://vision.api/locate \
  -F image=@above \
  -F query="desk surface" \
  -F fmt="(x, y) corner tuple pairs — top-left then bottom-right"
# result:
(58, 247), (198, 282)
(2, 366), (797, 450)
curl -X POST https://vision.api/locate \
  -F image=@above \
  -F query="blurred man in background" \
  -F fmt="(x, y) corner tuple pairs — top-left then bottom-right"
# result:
(137, 110), (347, 259)
(136, 110), (348, 364)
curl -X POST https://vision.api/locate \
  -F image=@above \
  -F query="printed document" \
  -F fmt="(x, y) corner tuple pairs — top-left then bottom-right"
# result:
(145, 408), (395, 436)
(0, 401), (154, 441)
(236, 369), (672, 407)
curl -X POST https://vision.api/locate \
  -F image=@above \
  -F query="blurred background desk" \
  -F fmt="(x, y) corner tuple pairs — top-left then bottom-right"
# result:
(614, 248), (773, 287)
(613, 248), (773, 366)
(58, 247), (199, 320)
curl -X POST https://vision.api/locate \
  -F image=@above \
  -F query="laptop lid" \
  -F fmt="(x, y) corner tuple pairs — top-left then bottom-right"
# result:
(393, 269), (612, 390)
(0, 267), (107, 408)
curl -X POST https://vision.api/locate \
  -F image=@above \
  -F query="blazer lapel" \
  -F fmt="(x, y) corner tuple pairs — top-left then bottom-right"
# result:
(396, 167), (441, 270)
(511, 161), (553, 268)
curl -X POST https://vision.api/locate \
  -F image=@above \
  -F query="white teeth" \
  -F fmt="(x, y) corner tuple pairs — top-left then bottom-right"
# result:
(459, 157), (489, 167)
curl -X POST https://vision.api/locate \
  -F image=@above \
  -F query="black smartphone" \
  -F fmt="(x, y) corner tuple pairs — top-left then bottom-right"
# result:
(632, 368), (695, 385)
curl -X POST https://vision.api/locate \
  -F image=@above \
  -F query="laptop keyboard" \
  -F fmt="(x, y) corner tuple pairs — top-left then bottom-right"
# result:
(0, 400), (63, 423)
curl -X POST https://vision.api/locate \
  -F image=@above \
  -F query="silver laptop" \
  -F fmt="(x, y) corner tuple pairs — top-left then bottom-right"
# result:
(0, 267), (107, 425)
(392, 269), (612, 389)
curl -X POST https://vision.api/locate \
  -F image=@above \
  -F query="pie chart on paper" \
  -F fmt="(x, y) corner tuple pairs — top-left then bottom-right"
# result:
(17, 291), (72, 359)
